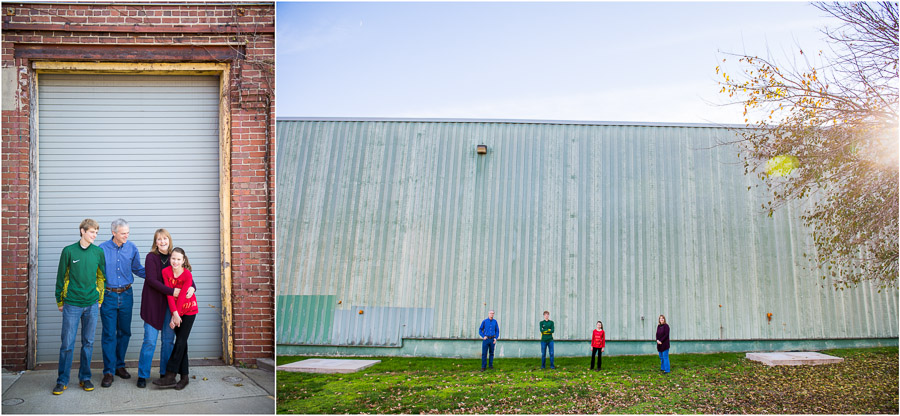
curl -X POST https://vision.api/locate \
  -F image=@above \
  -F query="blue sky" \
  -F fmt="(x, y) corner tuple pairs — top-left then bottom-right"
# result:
(276, 1), (833, 124)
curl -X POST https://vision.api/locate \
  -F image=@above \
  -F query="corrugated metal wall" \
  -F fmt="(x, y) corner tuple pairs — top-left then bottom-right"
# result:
(276, 119), (899, 346)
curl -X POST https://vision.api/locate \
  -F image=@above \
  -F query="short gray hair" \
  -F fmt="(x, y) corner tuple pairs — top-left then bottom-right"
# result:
(111, 218), (129, 233)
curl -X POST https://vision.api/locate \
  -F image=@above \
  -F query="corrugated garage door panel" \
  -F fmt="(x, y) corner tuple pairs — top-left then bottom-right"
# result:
(36, 74), (223, 364)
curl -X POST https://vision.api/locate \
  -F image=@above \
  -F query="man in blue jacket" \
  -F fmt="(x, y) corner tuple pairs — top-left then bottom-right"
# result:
(478, 310), (499, 371)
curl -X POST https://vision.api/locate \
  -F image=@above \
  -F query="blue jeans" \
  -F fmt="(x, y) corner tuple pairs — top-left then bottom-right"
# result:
(541, 340), (555, 368)
(481, 338), (495, 369)
(659, 349), (670, 373)
(100, 287), (133, 375)
(137, 310), (175, 379)
(57, 303), (99, 386)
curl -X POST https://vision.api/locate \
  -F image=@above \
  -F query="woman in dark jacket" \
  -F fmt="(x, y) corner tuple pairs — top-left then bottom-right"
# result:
(656, 315), (670, 373)
(136, 229), (194, 388)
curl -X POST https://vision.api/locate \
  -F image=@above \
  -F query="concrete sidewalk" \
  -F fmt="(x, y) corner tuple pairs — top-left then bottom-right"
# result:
(1, 364), (274, 414)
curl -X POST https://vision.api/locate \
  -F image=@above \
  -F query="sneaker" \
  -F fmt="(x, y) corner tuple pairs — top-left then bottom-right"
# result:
(79, 380), (94, 391)
(52, 384), (66, 395)
(136, 377), (147, 388)
(480, 368), (485, 372)
(488, 366), (493, 370)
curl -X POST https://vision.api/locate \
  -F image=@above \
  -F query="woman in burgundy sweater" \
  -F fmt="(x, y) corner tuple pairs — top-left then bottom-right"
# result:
(154, 247), (199, 390)
(656, 315), (671, 373)
(590, 320), (605, 371)
(137, 229), (194, 388)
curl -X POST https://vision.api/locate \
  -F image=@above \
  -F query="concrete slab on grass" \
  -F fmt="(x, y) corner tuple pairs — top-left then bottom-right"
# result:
(746, 351), (844, 366)
(277, 359), (380, 374)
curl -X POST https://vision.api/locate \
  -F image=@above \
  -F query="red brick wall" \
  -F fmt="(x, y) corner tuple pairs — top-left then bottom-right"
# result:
(1, 2), (275, 371)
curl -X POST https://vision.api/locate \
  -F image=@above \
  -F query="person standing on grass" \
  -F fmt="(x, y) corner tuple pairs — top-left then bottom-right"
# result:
(478, 310), (499, 371)
(98, 218), (146, 388)
(590, 320), (605, 371)
(153, 247), (199, 390)
(539, 311), (555, 369)
(53, 219), (107, 395)
(656, 315), (670, 373)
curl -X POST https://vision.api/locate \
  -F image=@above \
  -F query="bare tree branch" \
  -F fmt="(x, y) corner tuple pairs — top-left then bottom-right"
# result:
(717, 2), (899, 290)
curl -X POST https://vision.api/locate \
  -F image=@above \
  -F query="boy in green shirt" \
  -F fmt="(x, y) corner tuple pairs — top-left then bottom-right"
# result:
(540, 311), (555, 369)
(53, 219), (107, 395)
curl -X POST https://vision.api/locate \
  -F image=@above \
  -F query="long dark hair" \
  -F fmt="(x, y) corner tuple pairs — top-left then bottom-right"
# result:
(597, 320), (604, 330)
(171, 247), (192, 272)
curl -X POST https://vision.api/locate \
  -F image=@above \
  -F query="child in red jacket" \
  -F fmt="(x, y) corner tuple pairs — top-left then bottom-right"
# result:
(590, 321), (605, 371)
(153, 247), (198, 390)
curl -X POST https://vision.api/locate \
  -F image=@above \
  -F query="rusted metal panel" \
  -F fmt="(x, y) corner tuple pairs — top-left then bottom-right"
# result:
(276, 119), (899, 346)
(14, 44), (243, 62)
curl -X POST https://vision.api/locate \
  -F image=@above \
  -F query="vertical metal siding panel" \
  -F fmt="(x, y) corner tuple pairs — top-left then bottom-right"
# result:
(743, 160), (763, 340)
(512, 124), (525, 338)
(489, 122), (504, 334)
(305, 123), (329, 296)
(608, 127), (620, 337)
(566, 125), (579, 339)
(603, 127), (616, 338)
(623, 126), (636, 339)
(333, 122), (354, 311)
(333, 123), (355, 309)
(649, 128), (663, 337)
(511, 122), (527, 336)
(454, 123), (474, 339)
(637, 127), (649, 338)
(486, 124), (504, 334)
(469, 123), (489, 327)
(442, 122), (460, 337)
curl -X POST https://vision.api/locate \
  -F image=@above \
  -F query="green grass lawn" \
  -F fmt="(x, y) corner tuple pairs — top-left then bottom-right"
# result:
(276, 347), (898, 414)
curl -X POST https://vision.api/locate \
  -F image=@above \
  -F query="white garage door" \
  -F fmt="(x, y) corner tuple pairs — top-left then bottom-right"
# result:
(36, 74), (223, 364)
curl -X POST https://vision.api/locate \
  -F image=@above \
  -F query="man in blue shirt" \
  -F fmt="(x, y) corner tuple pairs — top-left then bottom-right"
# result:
(478, 310), (499, 371)
(98, 218), (146, 388)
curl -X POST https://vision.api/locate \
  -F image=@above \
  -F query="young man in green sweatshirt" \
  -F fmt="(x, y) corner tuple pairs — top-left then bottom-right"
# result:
(540, 311), (555, 369)
(53, 219), (107, 395)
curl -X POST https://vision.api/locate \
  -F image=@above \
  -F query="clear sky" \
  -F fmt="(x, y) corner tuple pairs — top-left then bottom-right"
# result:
(276, 1), (834, 124)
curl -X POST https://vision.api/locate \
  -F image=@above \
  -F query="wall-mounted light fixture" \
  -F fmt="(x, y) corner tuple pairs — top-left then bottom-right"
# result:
(476, 144), (488, 155)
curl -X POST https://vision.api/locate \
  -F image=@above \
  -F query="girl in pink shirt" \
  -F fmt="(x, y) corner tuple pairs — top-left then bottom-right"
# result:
(153, 247), (198, 390)
(590, 320), (605, 371)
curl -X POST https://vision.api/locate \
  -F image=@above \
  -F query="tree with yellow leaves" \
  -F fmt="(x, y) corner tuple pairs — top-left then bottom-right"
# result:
(719, 2), (898, 289)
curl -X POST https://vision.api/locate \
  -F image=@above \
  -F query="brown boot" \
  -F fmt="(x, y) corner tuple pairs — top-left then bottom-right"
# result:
(174, 374), (189, 391)
(152, 372), (176, 388)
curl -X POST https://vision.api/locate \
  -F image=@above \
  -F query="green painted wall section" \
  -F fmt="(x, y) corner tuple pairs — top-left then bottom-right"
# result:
(278, 338), (898, 359)
(277, 295), (335, 345)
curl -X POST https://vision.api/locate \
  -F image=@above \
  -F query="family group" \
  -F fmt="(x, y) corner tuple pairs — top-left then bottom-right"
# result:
(52, 218), (199, 394)
(478, 311), (672, 372)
